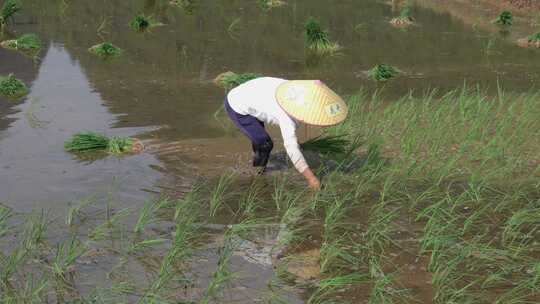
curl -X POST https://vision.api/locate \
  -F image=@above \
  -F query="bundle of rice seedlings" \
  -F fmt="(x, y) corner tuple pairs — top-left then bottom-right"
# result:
(517, 31), (540, 48)
(64, 132), (144, 154)
(259, 0), (286, 11)
(367, 64), (399, 82)
(213, 71), (261, 90)
(493, 11), (513, 26)
(304, 17), (341, 55)
(0, 33), (41, 54)
(390, 7), (415, 28)
(0, 0), (21, 28)
(0, 74), (29, 99)
(129, 14), (163, 32)
(169, 0), (196, 14)
(300, 134), (350, 156)
(88, 42), (122, 58)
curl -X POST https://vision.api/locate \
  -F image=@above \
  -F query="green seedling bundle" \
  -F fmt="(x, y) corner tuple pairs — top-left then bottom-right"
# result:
(213, 71), (261, 90)
(0, 74), (28, 99)
(0, 0), (21, 28)
(300, 134), (350, 156)
(64, 132), (143, 154)
(0, 33), (41, 55)
(367, 64), (399, 81)
(493, 11), (513, 26)
(304, 17), (340, 55)
(88, 42), (122, 58)
(129, 14), (163, 32)
(259, 0), (286, 11)
(390, 6), (415, 28)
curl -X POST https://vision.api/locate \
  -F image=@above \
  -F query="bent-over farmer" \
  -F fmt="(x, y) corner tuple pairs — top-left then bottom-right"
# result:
(224, 77), (348, 189)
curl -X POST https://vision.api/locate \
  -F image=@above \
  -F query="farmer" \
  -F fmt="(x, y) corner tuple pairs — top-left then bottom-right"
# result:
(224, 77), (348, 190)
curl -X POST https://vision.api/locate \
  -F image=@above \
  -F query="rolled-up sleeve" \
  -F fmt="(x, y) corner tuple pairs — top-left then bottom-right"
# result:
(278, 116), (309, 173)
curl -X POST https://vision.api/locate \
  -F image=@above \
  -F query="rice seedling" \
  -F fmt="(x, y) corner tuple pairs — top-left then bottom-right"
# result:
(0, 33), (41, 56)
(213, 71), (261, 91)
(66, 196), (95, 226)
(367, 64), (399, 82)
(301, 134), (350, 156)
(133, 199), (167, 233)
(170, 0), (197, 15)
(209, 171), (236, 217)
(0, 0), (21, 28)
(64, 132), (143, 155)
(518, 31), (540, 48)
(50, 237), (87, 281)
(493, 11), (513, 26)
(88, 42), (122, 58)
(0, 74), (29, 100)
(129, 14), (163, 32)
(0, 205), (12, 238)
(390, 6), (415, 28)
(128, 238), (167, 253)
(89, 208), (131, 241)
(304, 17), (341, 55)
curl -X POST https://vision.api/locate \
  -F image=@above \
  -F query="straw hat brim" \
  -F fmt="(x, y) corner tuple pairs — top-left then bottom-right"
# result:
(276, 80), (348, 126)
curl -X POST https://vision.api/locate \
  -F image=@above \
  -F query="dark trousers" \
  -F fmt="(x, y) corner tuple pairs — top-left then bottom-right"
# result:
(224, 97), (273, 167)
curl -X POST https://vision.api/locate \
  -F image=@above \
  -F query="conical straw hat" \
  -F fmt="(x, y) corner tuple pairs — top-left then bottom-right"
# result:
(275, 80), (348, 126)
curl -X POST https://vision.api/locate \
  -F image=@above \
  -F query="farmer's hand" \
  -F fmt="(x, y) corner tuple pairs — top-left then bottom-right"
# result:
(302, 168), (321, 190)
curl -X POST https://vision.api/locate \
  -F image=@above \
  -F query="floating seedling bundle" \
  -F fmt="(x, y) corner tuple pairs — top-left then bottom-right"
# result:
(368, 64), (400, 82)
(0, 0), (21, 28)
(517, 32), (540, 48)
(493, 11), (513, 26)
(88, 42), (122, 58)
(0, 74), (29, 100)
(259, 0), (286, 11)
(304, 17), (340, 55)
(213, 71), (261, 91)
(0, 33), (41, 55)
(129, 14), (163, 32)
(64, 132), (144, 154)
(390, 6), (415, 28)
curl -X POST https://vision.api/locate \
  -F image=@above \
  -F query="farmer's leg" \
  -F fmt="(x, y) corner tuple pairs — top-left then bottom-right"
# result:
(224, 98), (273, 167)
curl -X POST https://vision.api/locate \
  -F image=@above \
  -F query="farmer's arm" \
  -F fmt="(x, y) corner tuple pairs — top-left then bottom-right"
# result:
(278, 118), (321, 190)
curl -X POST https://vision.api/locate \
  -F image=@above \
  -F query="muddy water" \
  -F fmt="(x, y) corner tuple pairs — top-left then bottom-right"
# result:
(0, 0), (539, 301)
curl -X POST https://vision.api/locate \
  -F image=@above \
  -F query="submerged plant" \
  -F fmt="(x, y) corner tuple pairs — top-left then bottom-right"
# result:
(88, 42), (122, 58)
(367, 64), (399, 82)
(0, 0), (21, 28)
(129, 14), (162, 32)
(0, 74), (29, 99)
(213, 71), (261, 90)
(494, 11), (513, 26)
(64, 132), (143, 154)
(304, 17), (340, 55)
(259, 0), (285, 11)
(0, 33), (41, 54)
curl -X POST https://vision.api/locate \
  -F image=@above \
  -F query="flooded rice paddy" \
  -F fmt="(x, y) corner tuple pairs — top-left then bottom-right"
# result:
(1, 0), (540, 303)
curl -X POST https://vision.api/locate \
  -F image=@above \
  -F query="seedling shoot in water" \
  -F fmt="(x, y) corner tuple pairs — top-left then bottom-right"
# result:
(304, 17), (340, 55)
(390, 6), (415, 28)
(213, 71), (261, 91)
(64, 132), (143, 154)
(129, 14), (163, 32)
(0, 33), (41, 57)
(88, 42), (122, 58)
(494, 11), (513, 26)
(0, 0), (21, 28)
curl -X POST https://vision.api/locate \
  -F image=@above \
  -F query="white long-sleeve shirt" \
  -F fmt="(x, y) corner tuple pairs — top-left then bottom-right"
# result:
(227, 77), (309, 173)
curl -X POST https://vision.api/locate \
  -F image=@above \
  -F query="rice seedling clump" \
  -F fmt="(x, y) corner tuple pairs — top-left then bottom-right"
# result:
(64, 132), (143, 154)
(0, 74), (29, 100)
(390, 7), (415, 28)
(129, 14), (162, 32)
(300, 134), (350, 156)
(213, 71), (261, 90)
(493, 11), (513, 26)
(1, 33), (41, 54)
(88, 42), (122, 58)
(368, 64), (399, 81)
(259, 0), (286, 11)
(517, 31), (540, 48)
(304, 17), (340, 55)
(0, 0), (21, 28)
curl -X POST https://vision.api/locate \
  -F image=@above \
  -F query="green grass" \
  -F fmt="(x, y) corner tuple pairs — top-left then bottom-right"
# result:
(367, 64), (399, 82)
(64, 132), (137, 154)
(0, 0), (21, 28)
(494, 11), (513, 26)
(0, 74), (29, 100)
(213, 71), (261, 90)
(88, 42), (122, 58)
(527, 31), (540, 42)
